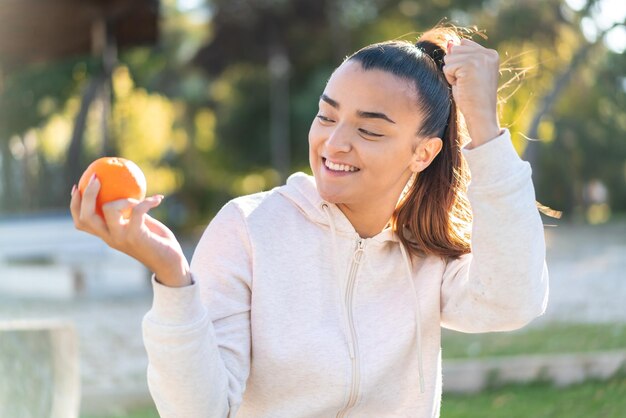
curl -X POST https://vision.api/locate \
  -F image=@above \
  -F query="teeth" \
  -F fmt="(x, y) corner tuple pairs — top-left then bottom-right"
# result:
(325, 159), (359, 172)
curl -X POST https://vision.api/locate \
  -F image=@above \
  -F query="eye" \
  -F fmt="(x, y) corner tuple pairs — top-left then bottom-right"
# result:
(358, 128), (384, 138)
(316, 114), (335, 123)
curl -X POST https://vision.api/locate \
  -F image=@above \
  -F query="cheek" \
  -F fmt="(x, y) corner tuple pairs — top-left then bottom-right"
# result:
(308, 122), (321, 145)
(308, 124), (326, 160)
(367, 144), (413, 177)
(308, 124), (322, 168)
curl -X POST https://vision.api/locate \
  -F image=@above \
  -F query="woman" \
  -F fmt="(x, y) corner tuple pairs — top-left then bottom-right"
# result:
(70, 25), (549, 418)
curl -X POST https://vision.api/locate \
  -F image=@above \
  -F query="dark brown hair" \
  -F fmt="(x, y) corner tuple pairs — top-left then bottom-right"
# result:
(347, 25), (473, 258)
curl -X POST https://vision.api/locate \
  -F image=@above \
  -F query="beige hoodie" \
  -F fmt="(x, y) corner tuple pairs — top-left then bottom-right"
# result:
(142, 128), (549, 418)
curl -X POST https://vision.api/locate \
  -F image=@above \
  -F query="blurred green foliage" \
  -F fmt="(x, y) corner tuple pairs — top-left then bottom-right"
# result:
(0, 0), (624, 232)
(442, 376), (626, 418)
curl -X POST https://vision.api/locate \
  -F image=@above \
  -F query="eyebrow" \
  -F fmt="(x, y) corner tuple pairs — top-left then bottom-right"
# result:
(320, 94), (396, 124)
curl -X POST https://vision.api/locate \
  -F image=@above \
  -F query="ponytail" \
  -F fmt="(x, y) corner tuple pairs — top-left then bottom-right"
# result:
(392, 92), (472, 258)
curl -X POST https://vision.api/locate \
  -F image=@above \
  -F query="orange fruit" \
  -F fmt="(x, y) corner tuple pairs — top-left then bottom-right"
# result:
(78, 157), (147, 218)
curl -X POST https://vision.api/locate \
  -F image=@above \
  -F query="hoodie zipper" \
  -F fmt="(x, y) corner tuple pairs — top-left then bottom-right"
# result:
(336, 238), (365, 418)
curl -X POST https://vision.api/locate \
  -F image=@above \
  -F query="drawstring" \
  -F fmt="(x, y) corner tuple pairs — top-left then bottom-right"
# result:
(399, 243), (426, 394)
(322, 203), (356, 359)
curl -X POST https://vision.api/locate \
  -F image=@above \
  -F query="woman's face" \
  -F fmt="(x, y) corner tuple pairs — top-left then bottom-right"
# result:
(309, 60), (438, 210)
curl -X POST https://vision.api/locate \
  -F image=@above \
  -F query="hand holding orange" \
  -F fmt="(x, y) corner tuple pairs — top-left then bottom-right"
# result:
(71, 157), (191, 287)
(77, 157), (147, 218)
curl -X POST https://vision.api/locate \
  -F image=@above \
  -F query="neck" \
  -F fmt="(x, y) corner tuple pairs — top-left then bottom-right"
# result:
(333, 172), (414, 238)
(337, 200), (397, 238)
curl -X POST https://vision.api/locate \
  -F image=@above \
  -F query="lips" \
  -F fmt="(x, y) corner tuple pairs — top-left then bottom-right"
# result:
(323, 158), (360, 172)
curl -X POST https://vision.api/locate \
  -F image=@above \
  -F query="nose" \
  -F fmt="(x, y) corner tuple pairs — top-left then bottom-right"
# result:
(324, 124), (352, 154)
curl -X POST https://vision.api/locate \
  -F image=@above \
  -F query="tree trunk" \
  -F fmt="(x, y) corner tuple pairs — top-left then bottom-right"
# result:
(0, 67), (13, 212)
(0, 137), (14, 212)
(66, 76), (103, 188)
(66, 17), (119, 188)
(101, 19), (118, 157)
(268, 40), (291, 183)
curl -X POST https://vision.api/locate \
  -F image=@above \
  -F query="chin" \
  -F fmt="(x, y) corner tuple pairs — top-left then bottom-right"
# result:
(317, 188), (338, 203)
(312, 169), (352, 205)
(317, 186), (350, 205)
(321, 195), (342, 205)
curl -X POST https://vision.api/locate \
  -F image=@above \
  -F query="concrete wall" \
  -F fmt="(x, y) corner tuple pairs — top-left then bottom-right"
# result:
(0, 215), (148, 298)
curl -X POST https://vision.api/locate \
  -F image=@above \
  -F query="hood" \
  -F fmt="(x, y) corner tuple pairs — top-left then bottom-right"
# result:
(277, 172), (398, 244)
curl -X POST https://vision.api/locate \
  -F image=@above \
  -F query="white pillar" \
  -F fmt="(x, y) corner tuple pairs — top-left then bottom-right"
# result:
(0, 320), (80, 418)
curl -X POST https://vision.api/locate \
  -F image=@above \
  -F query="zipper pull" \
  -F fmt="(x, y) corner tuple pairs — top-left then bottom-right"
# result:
(352, 238), (365, 264)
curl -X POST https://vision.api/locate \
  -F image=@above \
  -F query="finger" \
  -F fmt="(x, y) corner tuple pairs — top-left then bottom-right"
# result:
(444, 50), (485, 65)
(446, 40), (455, 54)
(80, 175), (99, 219)
(78, 175), (109, 236)
(447, 41), (483, 57)
(459, 38), (483, 48)
(70, 184), (82, 224)
(446, 48), (483, 61)
(103, 198), (145, 238)
(144, 213), (174, 240)
(442, 62), (464, 86)
(128, 195), (164, 232)
(101, 199), (143, 250)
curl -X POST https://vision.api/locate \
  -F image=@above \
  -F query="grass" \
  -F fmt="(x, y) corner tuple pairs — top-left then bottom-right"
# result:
(442, 322), (626, 359)
(81, 407), (159, 418)
(442, 376), (626, 418)
(82, 377), (626, 418)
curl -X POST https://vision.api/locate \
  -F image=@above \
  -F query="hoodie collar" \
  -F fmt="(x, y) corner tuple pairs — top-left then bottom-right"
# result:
(277, 172), (398, 244)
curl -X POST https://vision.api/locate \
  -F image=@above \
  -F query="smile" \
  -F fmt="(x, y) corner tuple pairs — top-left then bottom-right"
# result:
(323, 158), (360, 172)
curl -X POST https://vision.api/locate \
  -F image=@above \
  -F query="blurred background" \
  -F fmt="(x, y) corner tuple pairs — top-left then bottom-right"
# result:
(0, 0), (624, 417)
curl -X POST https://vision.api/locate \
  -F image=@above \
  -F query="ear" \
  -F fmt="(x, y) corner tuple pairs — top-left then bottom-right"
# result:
(410, 137), (443, 173)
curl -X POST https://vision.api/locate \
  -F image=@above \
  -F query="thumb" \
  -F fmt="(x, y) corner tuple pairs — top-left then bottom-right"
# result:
(451, 84), (459, 100)
(442, 64), (457, 87)
(443, 40), (458, 86)
(128, 195), (164, 230)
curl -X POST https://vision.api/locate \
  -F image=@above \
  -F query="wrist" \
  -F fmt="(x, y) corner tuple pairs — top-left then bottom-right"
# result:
(465, 115), (501, 148)
(154, 271), (192, 288)
(152, 259), (192, 288)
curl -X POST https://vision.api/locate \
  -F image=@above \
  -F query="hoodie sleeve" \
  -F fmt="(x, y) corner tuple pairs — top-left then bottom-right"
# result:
(142, 201), (252, 417)
(440, 129), (549, 333)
